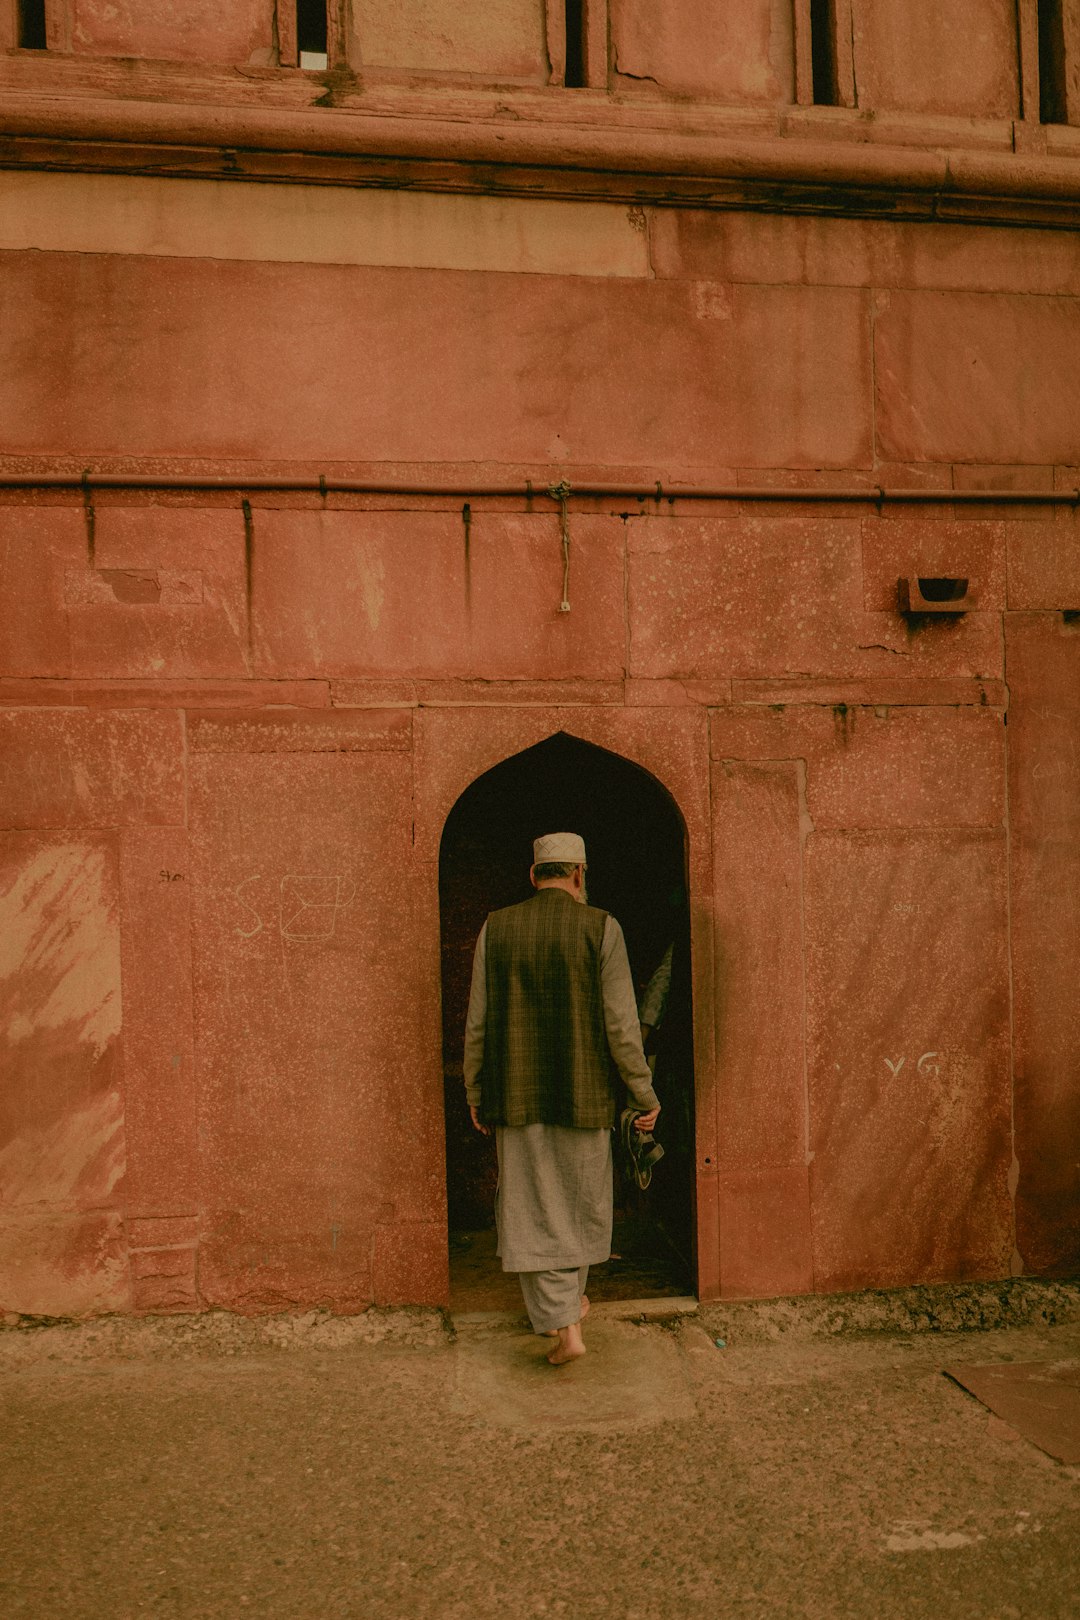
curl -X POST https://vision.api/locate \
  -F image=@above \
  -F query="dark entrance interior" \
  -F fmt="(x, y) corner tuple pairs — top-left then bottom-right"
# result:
(439, 732), (695, 1311)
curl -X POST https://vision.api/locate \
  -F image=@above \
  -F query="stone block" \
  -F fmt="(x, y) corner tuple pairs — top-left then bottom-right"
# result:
(71, 0), (271, 63)
(861, 518), (1006, 612)
(66, 506), (249, 680)
(649, 210), (877, 288)
(0, 253), (872, 471)
(628, 514), (1002, 682)
(187, 707), (412, 753)
(126, 1215), (199, 1249)
(850, 0), (1019, 117)
(1007, 516), (1080, 609)
(0, 1210), (131, 1317)
(250, 511), (627, 681)
(188, 748), (439, 1311)
(875, 289), (1080, 466)
(0, 709), (184, 829)
(352, 0), (546, 78)
(710, 704), (1003, 829)
(0, 833), (125, 1207)
(712, 761), (806, 1171)
(0, 679), (331, 708)
(331, 679), (624, 707)
(805, 829), (1012, 1291)
(1005, 614), (1080, 1274)
(118, 828), (197, 1217)
(0, 833), (130, 1316)
(0, 172), (650, 281)
(372, 1221), (448, 1306)
(0, 506), (83, 678)
(197, 1203), (375, 1314)
(129, 1244), (199, 1313)
(731, 677), (1007, 706)
(651, 212), (1080, 301)
(718, 1167), (813, 1298)
(611, 0), (794, 101)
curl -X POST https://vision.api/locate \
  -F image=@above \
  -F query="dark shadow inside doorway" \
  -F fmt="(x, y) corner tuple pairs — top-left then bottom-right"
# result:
(439, 732), (695, 1312)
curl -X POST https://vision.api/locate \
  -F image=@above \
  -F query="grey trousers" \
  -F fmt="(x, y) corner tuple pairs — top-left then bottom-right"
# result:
(518, 1266), (590, 1334)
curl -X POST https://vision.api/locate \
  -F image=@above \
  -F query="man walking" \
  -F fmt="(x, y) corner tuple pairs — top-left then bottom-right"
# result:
(463, 833), (660, 1365)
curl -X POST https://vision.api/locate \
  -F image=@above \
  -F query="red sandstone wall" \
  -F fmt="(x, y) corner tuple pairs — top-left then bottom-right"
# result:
(3, 190), (1080, 1312)
(10, 0), (1058, 123)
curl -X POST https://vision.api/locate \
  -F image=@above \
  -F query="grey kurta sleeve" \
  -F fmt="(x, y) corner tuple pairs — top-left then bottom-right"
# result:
(601, 916), (660, 1112)
(463, 920), (487, 1108)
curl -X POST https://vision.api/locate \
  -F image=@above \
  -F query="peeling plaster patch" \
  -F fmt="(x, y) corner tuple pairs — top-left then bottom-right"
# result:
(0, 1091), (124, 1208)
(0, 842), (121, 1059)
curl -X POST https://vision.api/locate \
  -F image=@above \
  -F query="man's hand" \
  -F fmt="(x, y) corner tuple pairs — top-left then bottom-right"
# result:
(634, 1107), (660, 1132)
(469, 1105), (491, 1137)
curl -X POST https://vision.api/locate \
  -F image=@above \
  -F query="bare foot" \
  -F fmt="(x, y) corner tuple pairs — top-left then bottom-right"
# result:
(545, 1295), (590, 1336)
(547, 1322), (586, 1365)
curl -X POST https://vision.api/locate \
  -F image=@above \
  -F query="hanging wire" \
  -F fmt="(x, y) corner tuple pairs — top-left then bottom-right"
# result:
(547, 479), (572, 613)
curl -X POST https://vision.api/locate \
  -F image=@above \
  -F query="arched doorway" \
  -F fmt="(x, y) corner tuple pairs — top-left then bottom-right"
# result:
(439, 732), (695, 1311)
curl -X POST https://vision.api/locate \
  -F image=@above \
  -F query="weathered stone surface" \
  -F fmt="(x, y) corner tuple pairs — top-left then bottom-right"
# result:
(712, 762), (806, 1172)
(718, 1166), (813, 1298)
(66, 506), (249, 680)
(850, 0), (1019, 117)
(0, 253), (872, 470)
(0, 834), (129, 1315)
(117, 828), (197, 1222)
(629, 515), (1002, 681)
(188, 747), (443, 1310)
(1005, 614), (1080, 1275)
(1007, 517), (1080, 610)
(861, 518), (1006, 613)
(611, 0), (794, 102)
(731, 677), (1007, 706)
(250, 511), (627, 681)
(876, 290), (1080, 466)
(651, 212), (1080, 300)
(0, 679), (331, 708)
(710, 704), (1004, 830)
(0, 710), (184, 829)
(71, 0), (270, 63)
(352, 0), (546, 78)
(372, 1220), (448, 1306)
(0, 172), (650, 280)
(187, 707), (412, 753)
(0, 506), (83, 678)
(0, 1209), (130, 1317)
(331, 679), (624, 707)
(128, 1243), (198, 1313)
(805, 830), (1012, 1291)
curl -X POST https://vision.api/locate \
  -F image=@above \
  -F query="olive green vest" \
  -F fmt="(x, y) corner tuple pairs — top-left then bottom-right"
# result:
(480, 888), (615, 1129)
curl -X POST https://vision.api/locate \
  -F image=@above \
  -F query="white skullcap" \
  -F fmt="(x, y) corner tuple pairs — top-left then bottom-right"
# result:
(533, 832), (586, 865)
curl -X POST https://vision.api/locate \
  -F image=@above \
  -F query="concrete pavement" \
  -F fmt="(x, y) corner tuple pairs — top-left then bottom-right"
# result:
(2, 1304), (1079, 1619)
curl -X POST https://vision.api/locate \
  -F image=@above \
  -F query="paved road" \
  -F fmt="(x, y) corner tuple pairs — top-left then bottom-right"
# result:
(2, 1310), (1078, 1619)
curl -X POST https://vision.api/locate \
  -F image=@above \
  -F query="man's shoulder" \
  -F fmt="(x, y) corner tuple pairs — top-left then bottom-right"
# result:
(487, 896), (535, 924)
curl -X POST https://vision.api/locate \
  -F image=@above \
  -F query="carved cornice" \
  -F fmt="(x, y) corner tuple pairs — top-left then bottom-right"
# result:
(3, 89), (1080, 226)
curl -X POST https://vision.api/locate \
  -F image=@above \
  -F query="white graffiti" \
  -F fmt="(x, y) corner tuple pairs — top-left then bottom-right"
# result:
(884, 1052), (941, 1079)
(232, 873), (356, 943)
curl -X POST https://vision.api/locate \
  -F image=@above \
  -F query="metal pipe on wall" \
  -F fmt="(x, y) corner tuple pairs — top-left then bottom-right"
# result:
(0, 473), (1077, 504)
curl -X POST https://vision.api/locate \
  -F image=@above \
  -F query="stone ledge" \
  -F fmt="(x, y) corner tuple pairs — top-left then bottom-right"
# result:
(697, 1278), (1080, 1344)
(0, 1305), (449, 1367)
(4, 92), (1080, 229)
